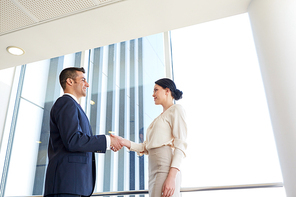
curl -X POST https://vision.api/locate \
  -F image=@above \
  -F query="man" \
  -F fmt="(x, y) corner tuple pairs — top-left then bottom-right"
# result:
(44, 67), (122, 197)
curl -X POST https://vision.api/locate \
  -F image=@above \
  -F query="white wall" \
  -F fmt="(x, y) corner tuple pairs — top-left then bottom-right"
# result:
(0, 67), (15, 148)
(248, 0), (296, 196)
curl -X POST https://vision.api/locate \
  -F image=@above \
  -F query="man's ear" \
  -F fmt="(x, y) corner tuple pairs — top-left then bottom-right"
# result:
(66, 78), (73, 86)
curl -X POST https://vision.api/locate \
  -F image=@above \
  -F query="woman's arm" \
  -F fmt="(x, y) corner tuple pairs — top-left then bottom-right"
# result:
(162, 105), (187, 196)
(120, 137), (131, 149)
(162, 167), (179, 197)
(111, 134), (148, 155)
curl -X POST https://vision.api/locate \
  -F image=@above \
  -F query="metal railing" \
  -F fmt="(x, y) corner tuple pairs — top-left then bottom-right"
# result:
(91, 182), (283, 196)
(7, 182), (283, 197)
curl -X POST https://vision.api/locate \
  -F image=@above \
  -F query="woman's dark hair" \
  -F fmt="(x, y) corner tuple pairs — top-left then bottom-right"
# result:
(59, 67), (85, 90)
(155, 78), (183, 100)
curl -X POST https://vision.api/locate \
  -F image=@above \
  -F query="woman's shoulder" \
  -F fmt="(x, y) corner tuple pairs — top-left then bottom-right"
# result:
(172, 104), (185, 111)
(168, 104), (186, 116)
(166, 104), (186, 123)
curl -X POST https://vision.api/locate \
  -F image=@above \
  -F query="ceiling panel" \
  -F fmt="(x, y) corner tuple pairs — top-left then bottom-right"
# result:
(0, 0), (252, 70)
(17, 0), (97, 21)
(0, 0), (35, 34)
(0, 0), (122, 35)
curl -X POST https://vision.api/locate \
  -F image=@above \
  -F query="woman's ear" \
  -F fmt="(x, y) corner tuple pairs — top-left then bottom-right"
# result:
(165, 88), (170, 95)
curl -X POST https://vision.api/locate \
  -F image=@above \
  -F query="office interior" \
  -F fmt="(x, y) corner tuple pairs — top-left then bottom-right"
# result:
(0, 0), (295, 196)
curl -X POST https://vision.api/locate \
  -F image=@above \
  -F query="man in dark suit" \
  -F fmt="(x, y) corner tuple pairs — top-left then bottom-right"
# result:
(44, 67), (122, 197)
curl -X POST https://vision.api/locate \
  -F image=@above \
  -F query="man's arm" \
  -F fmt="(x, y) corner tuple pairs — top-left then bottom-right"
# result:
(54, 97), (107, 152)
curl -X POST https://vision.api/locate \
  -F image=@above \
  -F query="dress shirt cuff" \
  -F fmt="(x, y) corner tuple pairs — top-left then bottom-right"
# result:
(171, 148), (185, 170)
(106, 135), (111, 150)
(130, 142), (145, 156)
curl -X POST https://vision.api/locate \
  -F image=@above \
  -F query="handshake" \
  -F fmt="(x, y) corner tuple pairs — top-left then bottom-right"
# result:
(110, 134), (131, 152)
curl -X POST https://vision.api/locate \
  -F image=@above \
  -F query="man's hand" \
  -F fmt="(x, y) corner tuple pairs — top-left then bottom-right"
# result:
(110, 134), (123, 152)
(110, 134), (131, 149)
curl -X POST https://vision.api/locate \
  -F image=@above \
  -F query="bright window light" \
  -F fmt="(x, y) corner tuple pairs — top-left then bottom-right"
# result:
(171, 13), (285, 197)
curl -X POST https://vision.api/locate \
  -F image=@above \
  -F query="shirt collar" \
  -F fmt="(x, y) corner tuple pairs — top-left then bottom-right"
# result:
(64, 93), (79, 103)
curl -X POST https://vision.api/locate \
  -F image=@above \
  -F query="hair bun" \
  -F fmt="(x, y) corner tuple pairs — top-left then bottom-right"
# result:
(155, 78), (183, 100)
(173, 89), (183, 100)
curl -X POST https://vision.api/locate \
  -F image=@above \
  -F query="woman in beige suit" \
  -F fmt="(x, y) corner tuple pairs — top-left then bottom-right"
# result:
(115, 78), (187, 197)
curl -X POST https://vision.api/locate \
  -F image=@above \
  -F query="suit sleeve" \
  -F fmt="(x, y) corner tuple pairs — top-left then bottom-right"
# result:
(53, 98), (106, 153)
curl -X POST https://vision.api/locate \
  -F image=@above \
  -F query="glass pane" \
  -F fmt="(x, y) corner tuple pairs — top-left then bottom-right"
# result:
(21, 60), (50, 107)
(88, 36), (166, 193)
(5, 99), (44, 196)
(171, 13), (283, 188)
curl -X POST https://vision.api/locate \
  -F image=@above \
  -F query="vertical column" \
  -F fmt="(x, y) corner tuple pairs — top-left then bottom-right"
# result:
(112, 43), (120, 192)
(90, 47), (103, 136)
(80, 50), (91, 112)
(91, 47), (105, 192)
(116, 41), (132, 192)
(134, 39), (140, 191)
(129, 40), (136, 192)
(248, 0), (296, 196)
(137, 38), (145, 192)
(164, 32), (173, 79)
(118, 42), (127, 192)
(124, 40), (131, 191)
(104, 44), (116, 192)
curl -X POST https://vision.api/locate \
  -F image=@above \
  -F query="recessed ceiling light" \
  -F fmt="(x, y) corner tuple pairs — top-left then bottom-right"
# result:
(6, 46), (25, 56)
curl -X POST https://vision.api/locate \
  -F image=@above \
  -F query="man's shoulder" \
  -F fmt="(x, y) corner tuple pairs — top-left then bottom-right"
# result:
(55, 95), (75, 104)
(52, 95), (77, 111)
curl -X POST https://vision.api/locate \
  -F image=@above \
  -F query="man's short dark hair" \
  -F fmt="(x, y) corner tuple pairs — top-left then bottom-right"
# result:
(59, 67), (85, 90)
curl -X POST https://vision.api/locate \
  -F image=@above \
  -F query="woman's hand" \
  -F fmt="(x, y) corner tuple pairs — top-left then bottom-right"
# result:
(162, 167), (179, 197)
(121, 137), (131, 149)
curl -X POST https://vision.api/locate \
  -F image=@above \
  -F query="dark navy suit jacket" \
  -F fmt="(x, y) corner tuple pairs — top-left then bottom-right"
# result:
(44, 95), (106, 196)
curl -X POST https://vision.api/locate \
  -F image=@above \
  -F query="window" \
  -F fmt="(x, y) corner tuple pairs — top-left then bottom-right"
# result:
(171, 13), (285, 196)
(0, 33), (166, 196)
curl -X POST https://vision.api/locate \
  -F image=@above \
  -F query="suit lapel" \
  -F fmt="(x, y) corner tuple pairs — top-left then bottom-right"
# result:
(63, 95), (93, 136)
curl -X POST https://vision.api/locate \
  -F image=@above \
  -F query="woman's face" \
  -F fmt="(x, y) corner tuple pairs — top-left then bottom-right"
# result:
(152, 84), (167, 105)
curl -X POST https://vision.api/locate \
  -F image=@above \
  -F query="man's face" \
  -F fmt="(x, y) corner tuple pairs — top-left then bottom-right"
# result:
(72, 71), (89, 99)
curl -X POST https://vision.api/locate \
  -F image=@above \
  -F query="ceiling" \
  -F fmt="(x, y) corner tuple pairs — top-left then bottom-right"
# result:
(0, 0), (252, 70)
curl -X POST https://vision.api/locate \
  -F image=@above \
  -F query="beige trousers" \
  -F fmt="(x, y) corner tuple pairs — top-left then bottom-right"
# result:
(148, 146), (181, 197)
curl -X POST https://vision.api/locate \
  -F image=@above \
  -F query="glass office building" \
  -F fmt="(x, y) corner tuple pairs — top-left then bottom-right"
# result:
(0, 33), (166, 196)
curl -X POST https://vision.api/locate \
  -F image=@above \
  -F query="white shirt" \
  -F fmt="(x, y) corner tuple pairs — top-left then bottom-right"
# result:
(130, 104), (187, 170)
(64, 93), (111, 150)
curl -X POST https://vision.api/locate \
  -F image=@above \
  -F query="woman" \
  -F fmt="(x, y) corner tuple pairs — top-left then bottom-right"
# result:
(117, 78), (187, 197)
